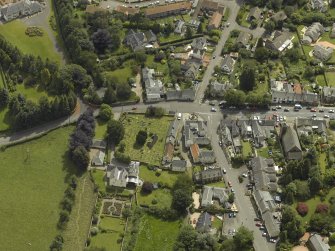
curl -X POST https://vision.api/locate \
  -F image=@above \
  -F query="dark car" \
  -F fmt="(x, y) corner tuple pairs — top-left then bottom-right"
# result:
(284, 108), (289, 112)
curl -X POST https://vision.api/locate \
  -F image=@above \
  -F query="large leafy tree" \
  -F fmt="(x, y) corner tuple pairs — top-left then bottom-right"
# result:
(107, 119), (124, 144)
(239, 63), (256, 92)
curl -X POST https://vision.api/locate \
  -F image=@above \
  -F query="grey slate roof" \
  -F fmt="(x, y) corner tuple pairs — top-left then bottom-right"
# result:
(221, 55), (235, 72)
(251, 157), (277, 192)
(253, 190), (276, 214)
(265, 31), (293, 52)
(191, 37), (207, 51)
(125, 29), (156, 51)
(296, 117), (327, 136)
(262, 211), (280, 238)
(106, 161), (140, 187)
(281, 125), (302, 154)
(91, 139), (107, 150)
(91, 150), (105, 166)
(171, 159), (187, 172)
(313, 45), (333, 62)
(201, 186), (228, 207)
(0, 0), (43, 21)
(199, 150), (216, 163)
(142, 67), (163, 101)
(174, 20), (185, 34)
(183, 120), (209, 148)
(196, 212), (212, 232)
(236, 32), (251, 47)
(309, 234), (330, 251)
(302, 22), (324, 44)
(249, 7), (261, 20)
(194, 168), (223, 184)
(166, 119), (180, 144)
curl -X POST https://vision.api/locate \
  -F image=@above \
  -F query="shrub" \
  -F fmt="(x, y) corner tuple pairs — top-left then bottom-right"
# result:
(141, 181), (154, 194)
(136, 130), (147, 146)
(315, 203), (329, 214)
(152, 198), (158, 204)
(329, 233), (335, 245)
(296, 202), (309, 216)
(90, 227), (99, 236)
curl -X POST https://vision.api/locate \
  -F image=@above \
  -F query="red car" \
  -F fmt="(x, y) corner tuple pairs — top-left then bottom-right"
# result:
(310, 108), (316, 112)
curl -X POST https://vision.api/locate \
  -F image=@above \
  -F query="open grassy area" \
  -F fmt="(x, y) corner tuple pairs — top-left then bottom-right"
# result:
(91, 169), (106, 191)
(122, 114), (173, 166)
(0, 20), (61, 63)
(212, 217), (222, 229)
(206, 180), (226, 188)
(0, 107), (10, 132)
(62, 173), (96, 251)
(95, 119), (108, 139)
(325, 72), (335, 87)
(242, 141), (252, 158)
(316, 74), (327, 86)
(134, 214), (181, 251)
(139, 165), (182, 188)
(318, 152), (327, 175)
(146, 55), (171, 83)
(257, 146), (270, 158)
(137, 188), (172, 208)
(90, 217), (125, 251)
(16, 83), (53, 103)
(0, 126), (76, 250)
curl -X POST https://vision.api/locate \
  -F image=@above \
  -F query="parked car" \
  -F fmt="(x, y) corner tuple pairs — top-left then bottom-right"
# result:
(262, 232), (267, 237)
(284, 108), (289, 112)
(228, 181), (232, 187)
(269, 238), (277, 243)
(310, 108), (317, 112)
(231, 188), (235, 193)
(211, 107), (217, 112)
(329, 109), (334, 113)
(132, 107), (137, 110)
(256, 222), (262, 227)
(242, 173), (248, 178)
(324, 114), (330, 118)
(319, 109), (324, 112)
(223, 169), (227, 174)
(276, 105), (282, 109)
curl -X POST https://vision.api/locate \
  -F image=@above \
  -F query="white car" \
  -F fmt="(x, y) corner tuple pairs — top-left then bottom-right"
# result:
(242, 173), (248, 178)
(324, 114), (330, 118)
(211, 107), (217, 112)
(223, 168), (227, 174)
(276, 105), (282, 109)
(329, 109), (334, 113)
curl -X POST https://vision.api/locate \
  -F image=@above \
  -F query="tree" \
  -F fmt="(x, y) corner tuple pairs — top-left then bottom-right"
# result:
(0, 88), (9, 107)
(92, 29), (112, 53)
(136, 130), (148, 146)
(309, 176), (322, 195)
(145, 106), (165, 117)
(172, 189), (193, 212)
(228, 193), (235, 203)
(224, 89), (246, 106)
(103, 84), (117, 104)
(141, 181), (154, 194)
(310, 213), (334, 234)
(116, 83), (132, 100)
(50, 235), (64, 251)
(239, 63), (256, 92)
(72, 145), (90, 170)
(233, 226), (254, 250)
(296, 202), (308, 216)
(264, 20), (275, 33)
(99, 104), (113, 121)
(281, 206), (305, 242)
(294, 180), (310, 200)
(254, 47), (270, 62)
(185, 26), (193, 39)
(107, 119), (124, 144)
(315, 203), (329, 214)
(286, 48), (300, 62)
(40, 68), (51, 86)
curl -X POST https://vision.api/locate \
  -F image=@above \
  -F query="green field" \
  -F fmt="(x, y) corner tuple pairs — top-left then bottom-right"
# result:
(122, 114), (173, 166)
(134, 214), (181, 251)
(140, 165), (182, 188)
(95, 119), (108, 139)
(326, 72), (335, 87)
(137, 188), (172, 208)
(242, 140), (253, 158)
(0, 126), (76, 250)
(0, 20), (61, 63)
(90, 217), (125, 251)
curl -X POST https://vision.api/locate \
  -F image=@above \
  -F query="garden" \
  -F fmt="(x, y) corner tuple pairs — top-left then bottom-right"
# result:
(139, 165), (183, 188)
(121, 114), (173, 166)
(133, 214), (181, 251)
(137, 188), (173, 208)
(0, 126), (77, 250)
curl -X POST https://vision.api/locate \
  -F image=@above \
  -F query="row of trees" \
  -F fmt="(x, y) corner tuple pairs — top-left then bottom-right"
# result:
(69, 109), (96, 170)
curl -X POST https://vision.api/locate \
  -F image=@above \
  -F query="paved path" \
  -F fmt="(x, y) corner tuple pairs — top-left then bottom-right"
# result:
(21, 0), (66, 64)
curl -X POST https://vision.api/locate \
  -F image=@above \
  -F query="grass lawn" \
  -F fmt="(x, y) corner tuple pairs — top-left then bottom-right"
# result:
(95, 118), (108, 139)
(145, 55), (171, 83)
(325, 72), (335, 87)
(103, 59), (136, 84)
(91, 169), (106, 191)
(212, 217), (222, 229)
(122, 114), (173, 166)
(16, 84), (53, 103)
(62, 173), (96, 251)
(159, 33), (183, 43)
(206, 180), (226, 188)
(293, 188), (335, 226)
(0, 107), (10, 132)
(257, 146), (270, 158)
(137, 188), (172, 208)
(269, 60), (285, 79)
(0, 126), (76, 250)
(242, 141), (252, 158)
(0, 20), (61, 63)
(318, 152), (327, 175)
(134, 214), (181, 251)
(316, 74), (327, 86)
(139, 165), (182, 188)
(90, 217), (125, 251)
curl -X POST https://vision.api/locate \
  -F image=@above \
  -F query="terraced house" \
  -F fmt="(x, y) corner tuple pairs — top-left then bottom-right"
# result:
(0, 0), (43, 21)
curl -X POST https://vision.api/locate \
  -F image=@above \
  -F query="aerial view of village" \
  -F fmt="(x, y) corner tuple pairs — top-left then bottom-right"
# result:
(1, 0), (335, 250)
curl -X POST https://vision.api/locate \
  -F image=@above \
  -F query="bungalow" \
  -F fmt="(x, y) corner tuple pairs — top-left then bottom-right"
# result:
(308, 233), (331, 251)
(90, 139), (107, 167)
(142, 67), (164, 102)
(248, 7), (261, 21)
(302, 22), (324, 45)
(193, 168), (223, 184)
(322, 86), (335, 104)
(144, 1), (191, 19)
(0, 0), (43, 21)
(221, 55), (235, 73)
(265, 30), (293, 52)
(280, 124), (302, 160)
(313, 45), (333, 62)
(201, 186), (228, 207)
(106, 161), (140, 188)
(208, 11), (222, 30)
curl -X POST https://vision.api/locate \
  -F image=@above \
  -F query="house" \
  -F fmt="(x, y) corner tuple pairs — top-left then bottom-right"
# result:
(313, 45), (333, 62)
(208, 80), (232, 97)
(201, 186), (228, 207)
(296, 117), (327, 137)
(142, 67), (164, 102)
(196, 212), (212, 232)
(166, 89), (196, 101)
(201, 0), (224, 13)
(191, 37), (207, 60)
(162, 119), (180, 164)
(248, 7), (261, 21)
(91, 150), (105, 166)
(221, 55), (235, 73)
(174, 20), (185, 34)
(199, 150), (216, 164)
(171, 159), (187, 172)
(90, 139), (107, 166)
(302, 22), (324, 45)
(144, 1), (191, 19)
(311, 0), (327, 12)
(106, 161), (140, 188)
(250, 157), (278, 192)
(262, 211), (280, 238)
(124, 29), (157, 51)
(183, 120), (210, 148)
(114, 5), (140, 16)
(187, 19), (200, 29)
(193, 168), (223, 184)
(182, 61), (200, 79)
(0, 0), (43, 21)
(271, 11), (287, 22)
(92, 139), (107, 150)
(208, 11), (222, 30)
(280, 124), (302, 160)
(308, 234), (331, 251)
(251, 120), (266, 147)
(331, 23), (335, 38)
(322, 86), (335, 103)
(265, 30), (293, 52)
(270, 79), (319, 105)
(236, 31), (251, 48)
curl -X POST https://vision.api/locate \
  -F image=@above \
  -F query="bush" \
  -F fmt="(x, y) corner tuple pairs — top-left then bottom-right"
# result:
(315, 203), (329, 214)
(90, 227), (99, 236)
(25, 26), (43, 37)
(296, 202), (309, 216)
(145, 106), (165, 117)
(329, 233), (335, 245)
(141, 181), (154, 194)
(136, 130), (148, 146)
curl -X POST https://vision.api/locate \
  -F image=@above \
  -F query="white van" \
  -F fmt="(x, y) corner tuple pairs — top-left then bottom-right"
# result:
(177, 113), (182, 120)
(294, 104), (302, 110)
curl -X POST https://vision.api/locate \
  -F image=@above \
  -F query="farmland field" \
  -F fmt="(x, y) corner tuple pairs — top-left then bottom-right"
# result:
(122, 114), (173, 166)
(0, 126), (76, 250)
(134, 214), (181, 251)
